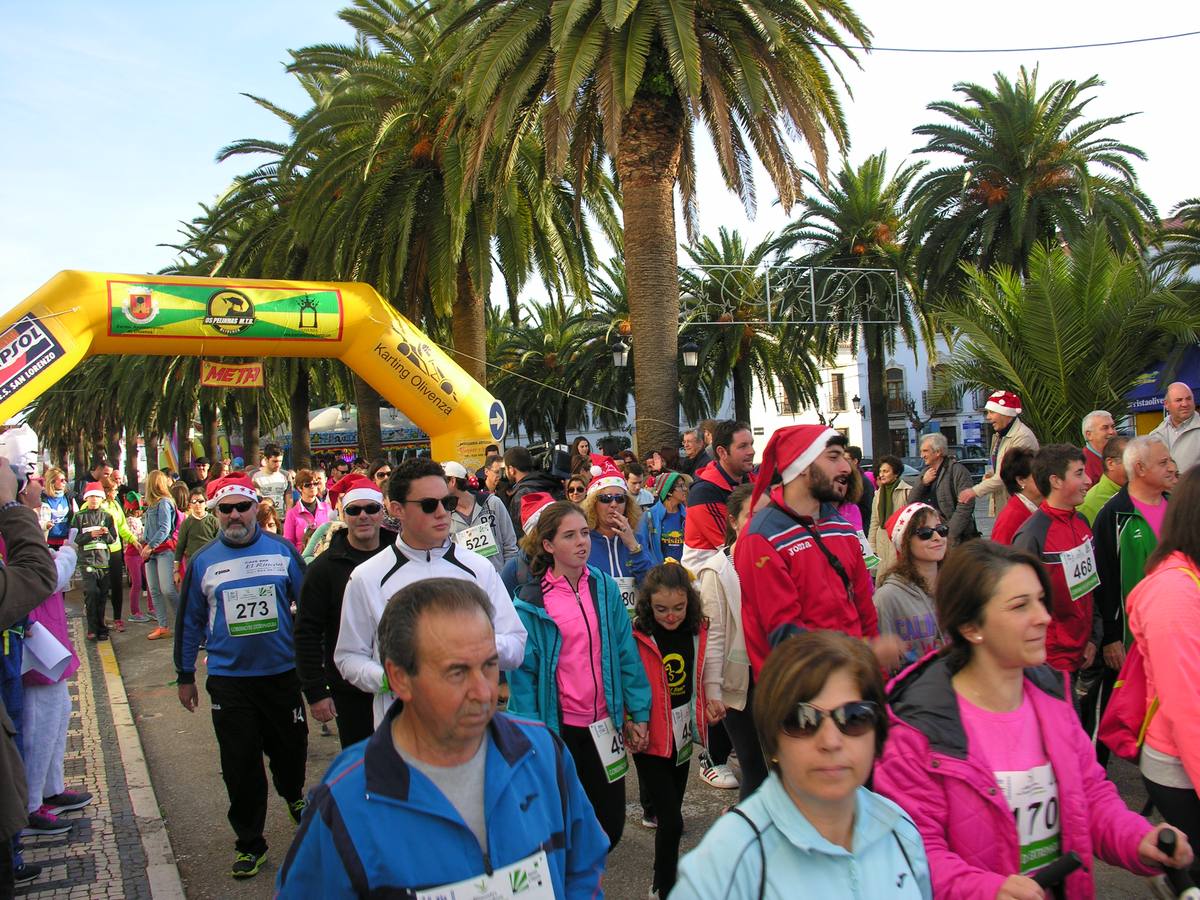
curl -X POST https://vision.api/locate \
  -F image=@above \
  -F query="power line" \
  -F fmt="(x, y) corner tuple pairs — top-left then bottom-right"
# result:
(824, 29), (1200, 54)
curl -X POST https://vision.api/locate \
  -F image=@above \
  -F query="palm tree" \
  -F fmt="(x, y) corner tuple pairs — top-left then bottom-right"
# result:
(680, 228), (824, 423)
(935, 226), (1200, 443)
(1156, 197), (1200, 280)
(773, 152), (926, 454)
(909, 66), (1155, 301)
(447, 0), (871, 452)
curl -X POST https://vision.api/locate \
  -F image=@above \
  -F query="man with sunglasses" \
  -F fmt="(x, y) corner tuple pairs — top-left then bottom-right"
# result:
(443, 461), (517, 574)
(296, 474), (394, 749)
(174, 473), (309, 880)
(335, 458), (527, 727)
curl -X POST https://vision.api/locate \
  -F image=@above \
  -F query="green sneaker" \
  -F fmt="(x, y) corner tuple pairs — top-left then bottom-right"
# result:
(288, 798), (307, 824)
(231, 851), (266, 879)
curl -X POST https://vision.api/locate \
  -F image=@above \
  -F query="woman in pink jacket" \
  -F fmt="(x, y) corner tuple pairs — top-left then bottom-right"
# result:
(874, 539), (1190, 900)
(1128, 466), (1200, 884)
(282, 469), (331, 553)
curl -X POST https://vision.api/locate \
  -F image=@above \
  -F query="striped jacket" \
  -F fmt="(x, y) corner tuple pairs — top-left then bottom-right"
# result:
(734, 488), (878, 674)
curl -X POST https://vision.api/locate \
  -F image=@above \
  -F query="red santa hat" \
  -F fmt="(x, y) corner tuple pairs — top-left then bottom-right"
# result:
(82, 481), (104, 501)
(205, 473), (258, 508)
(587, 459), (626, 497)
(985, 390), (1022, 416)
(520, 492), (556, 534)
(884, 502), (935, 549)
(748, 425), (838, 510)
(329, 473), (382, 509)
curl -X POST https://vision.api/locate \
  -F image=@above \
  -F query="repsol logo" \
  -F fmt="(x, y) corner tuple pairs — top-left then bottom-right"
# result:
(0, 325), (47, 367)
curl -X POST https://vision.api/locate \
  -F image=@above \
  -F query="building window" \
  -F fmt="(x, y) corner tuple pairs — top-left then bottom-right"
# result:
(829, 373), (847, 412)
(890, 428), (909, 457)
(924, 364), (961, 414)
(886, 368), (906, 414)
(940, 425), (958, 445)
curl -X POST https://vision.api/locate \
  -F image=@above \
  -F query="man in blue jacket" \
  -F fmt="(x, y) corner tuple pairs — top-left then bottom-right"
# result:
(277, 577), (608, 898)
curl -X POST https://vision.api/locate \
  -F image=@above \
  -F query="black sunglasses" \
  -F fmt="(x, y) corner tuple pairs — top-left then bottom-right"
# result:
(595, 493), (626, 505)
(375, 470), (392, 479)
(217, 500), (254, 515)
(566, 486), (586, 495)
(344, 503), (382, 517)
(781, 700), (880, 738)
(401, 495), (457, 514)
(914, 524), (950, 540)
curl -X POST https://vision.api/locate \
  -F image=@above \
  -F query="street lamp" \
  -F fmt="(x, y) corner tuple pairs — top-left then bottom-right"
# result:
(681, 340), (699, 368)
(611, 338), (629, 368)
(851, 394), (863, 415)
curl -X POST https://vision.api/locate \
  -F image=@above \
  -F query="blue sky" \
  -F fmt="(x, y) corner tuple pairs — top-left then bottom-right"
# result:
(1, 2), (1195, 309)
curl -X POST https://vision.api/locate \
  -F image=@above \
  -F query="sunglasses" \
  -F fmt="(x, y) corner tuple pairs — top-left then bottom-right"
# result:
(190, 499), (205, 505)
(375, 471), (392, 479)
(344, 503), (382, 517)
(595, 493), (626, 505)
(566, 487), (586, 496)
(401, 495), (457, 514)
(781, 700), (880, 739)
(298, 482), (315, 489)
(914, 524), (950, 540)
(217, 500), (254, 515)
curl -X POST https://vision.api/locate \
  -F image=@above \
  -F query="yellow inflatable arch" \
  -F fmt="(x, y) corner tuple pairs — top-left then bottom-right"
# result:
(0, 271), (506, 465)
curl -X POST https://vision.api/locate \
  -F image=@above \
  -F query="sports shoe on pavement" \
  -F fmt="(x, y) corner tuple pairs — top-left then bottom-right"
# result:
(14, 862), (43, 883)
(44, 790), (93, 815)
(127, 613), (152, 623)
(231, 850), (267, 879)
(147, 627), (171, 640)
(699, 761), (740, 789)
(640, 812), (657, 829)
(22, 805), (73, 836)
(114, 619), (126, 632)
(287, 798), (306, 824)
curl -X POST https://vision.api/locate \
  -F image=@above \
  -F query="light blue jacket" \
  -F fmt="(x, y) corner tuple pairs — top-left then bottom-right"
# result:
(673, 774), (932, 900)
(277, 704), (608, 898)
(636, 500), (687, 567)
(508, 566), (651, 734)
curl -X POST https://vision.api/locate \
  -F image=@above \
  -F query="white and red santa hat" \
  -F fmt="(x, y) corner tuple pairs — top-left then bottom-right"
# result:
(884, 502), (935, 549)
(985, 390), (1023, 416)
(587, 458), (626, 497)
(206, 473), (258, 508)
(329, 474), (382, 509)
(749, 424), (838, 510)
(82, 482), (104, 501)
(520, 492), (556, 534)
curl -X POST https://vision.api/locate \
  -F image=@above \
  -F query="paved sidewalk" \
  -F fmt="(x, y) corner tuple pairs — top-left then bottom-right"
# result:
(17, 604), (183, 898)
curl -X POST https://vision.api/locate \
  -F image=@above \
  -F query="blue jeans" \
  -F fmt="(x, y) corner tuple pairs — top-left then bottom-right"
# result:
(145, 551), (178, 629)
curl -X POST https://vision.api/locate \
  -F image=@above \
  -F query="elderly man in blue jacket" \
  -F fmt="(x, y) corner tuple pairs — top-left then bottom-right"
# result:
(277, 577), (608, 898)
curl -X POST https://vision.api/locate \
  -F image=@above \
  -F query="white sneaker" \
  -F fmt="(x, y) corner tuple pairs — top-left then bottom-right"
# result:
(700, 762), (740, 789)
(648, 888), (660, 900)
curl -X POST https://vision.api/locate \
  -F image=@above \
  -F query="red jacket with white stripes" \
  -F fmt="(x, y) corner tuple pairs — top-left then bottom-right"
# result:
(682, 461), (751, 569)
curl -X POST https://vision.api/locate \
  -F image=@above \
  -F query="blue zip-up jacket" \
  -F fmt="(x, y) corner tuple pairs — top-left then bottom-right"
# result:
(587, 531), (653, 583)
(173, 525), (305, 683)
(143, 497), (177, 552)
(276, 703), (609, 898)
(636, 501), (687, 567)
(508, 565), (652, 735)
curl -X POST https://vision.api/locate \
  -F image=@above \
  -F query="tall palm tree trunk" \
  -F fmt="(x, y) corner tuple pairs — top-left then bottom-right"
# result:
(617, 94), (684, 455)
(242, 393), (260, 467)
(145, 435), (160, 474)
(222, 396), (240, 461)
(200, 398), (218, 462)
(105, 422), (121, 470)
(73, 433), (86, 483)
(865, 324), (890, 457)
(353, 375), (382, 462)
(123, 427), (139, 488)
(290, 362), (312, 470)
(452, 260), (487, 385)
(732, 356), (752, 424)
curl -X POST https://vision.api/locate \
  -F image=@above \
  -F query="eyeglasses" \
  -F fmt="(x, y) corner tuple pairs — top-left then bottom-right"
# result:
(298, 482), (315, 489)
(375, 470), (392, 480)
(781, 701), (880, 739)
(344, 503), (383, 517)
(595, 493), (626, 505)
(190, 499), (205, 505)
(566, 487), (586, 496)
(914, 524), (950, 540)
(217, 500), (254, 515)
(401, 495), (457, 514)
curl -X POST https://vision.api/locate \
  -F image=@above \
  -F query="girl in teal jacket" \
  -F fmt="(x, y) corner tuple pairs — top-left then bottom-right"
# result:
(508, 501), (652, 850)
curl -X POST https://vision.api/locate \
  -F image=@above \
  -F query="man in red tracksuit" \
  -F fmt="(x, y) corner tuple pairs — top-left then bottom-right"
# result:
(734, 425), (897, 676)
(681, 420), (755, 571)
(1012, 444), (1099, 681)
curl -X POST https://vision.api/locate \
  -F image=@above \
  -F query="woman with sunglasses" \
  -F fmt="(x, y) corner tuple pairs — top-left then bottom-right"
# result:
(875, 540), (1190, 900)
(282, 469), (331, 553)
(508, 500), (651, 850)
(874, 503), (947, 673)
(368, 460), (401, 532)
(39, 466), (76, 550)
(564, 475), (588, 504)
(674, 631), (931, 899)
(638, 472), (691, 566)
(581, 462), (652, 616)
(141, 470), (180, 641)
(173, 487), (218, 590)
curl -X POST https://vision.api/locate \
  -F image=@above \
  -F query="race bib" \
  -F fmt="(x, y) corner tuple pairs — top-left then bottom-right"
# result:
(223, 584), (280, 637)
(1059, 540), (1099, 601)
(671, 703), (694, 766)
(588, 717), (629, 783)
(996, 762), (1062, 874)
(615, 577), (636, 617)
(454, 522), (498, 558)
(414, 849), (555, 900)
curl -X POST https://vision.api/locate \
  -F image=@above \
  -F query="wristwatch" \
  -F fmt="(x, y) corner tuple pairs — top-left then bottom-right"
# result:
(629, 542), (643, 554)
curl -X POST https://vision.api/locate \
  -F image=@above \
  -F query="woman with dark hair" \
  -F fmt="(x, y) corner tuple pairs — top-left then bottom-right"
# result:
(674, 631), (931, 899)
(874, 503), (947, 673)
(875, 540), (1190, 899)
(564, 474), (587, 503)
(568, 436), (592, 474)
(631, 563), (707, 898)
(869, 455), (911, 582)
(990, 447), (1041, 545)
(507, 500), (651, 849)
(1128, 466), (1200, 883)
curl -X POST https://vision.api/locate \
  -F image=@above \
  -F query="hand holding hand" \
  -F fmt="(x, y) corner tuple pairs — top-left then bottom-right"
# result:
(705, 698), (727, 723)
(624, 721), (649, 753)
